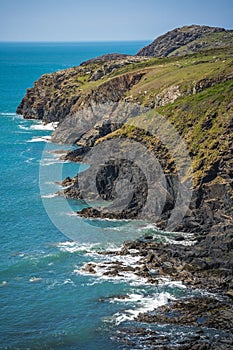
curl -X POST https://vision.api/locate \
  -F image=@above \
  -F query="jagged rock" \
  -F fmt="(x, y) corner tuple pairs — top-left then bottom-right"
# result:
(137, 25), (232, 57)
(136, 297), (233, 331)
(80, 53), (131, 65)
(154, 85), (181, 107)
(90, 69), (104, 81)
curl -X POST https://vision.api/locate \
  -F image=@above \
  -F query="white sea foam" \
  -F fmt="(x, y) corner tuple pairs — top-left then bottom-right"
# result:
(90, 217), (132, 223)
(63, 278), (76, 286)
(158, 277), (187, 289)
(19, 125), (30, 130)
(0, 112), (17, 116)
(60, 185), (72, 190)
(29, 277), (42, 283)
(75, 264), (131, 282)
(19, 121), (58, 131)
(104, 253), (142, 266)
(40, 156), (60, 162)
(57, 241), (99, 254)
(66, 212), (79, 217)
(41, 193), (58, 199)
(139, 223), (157, 231)
(24, 157), (37, 164)
(46, 277), (76, 290)
(76, 254), (148, 286)
(30, 122), (58, 131)
(40, 159), (69, 166)
(138, 224), (196, 246)
(161, 235), (196, 246)
(106, 291), (174, 325)
(27, 136), (51, 143)
(0, 281), (8, 287)
(103, 244), (122, 253)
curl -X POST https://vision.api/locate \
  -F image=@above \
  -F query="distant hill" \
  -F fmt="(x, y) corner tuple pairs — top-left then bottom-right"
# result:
(137, 25), (233, 57)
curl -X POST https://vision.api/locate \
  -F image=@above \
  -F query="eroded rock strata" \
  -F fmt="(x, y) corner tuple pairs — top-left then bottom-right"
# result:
(17, 25), (233, 349)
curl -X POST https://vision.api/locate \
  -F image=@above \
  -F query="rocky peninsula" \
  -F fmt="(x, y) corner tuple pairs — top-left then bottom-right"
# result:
(17, 25), (233, 349)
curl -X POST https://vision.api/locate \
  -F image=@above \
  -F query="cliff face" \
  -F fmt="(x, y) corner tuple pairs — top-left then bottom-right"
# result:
(15, 28), (233, 330)
(16, 27), (233, 236)
(16, 55), (148, 123)
(137, 25), (233, 57)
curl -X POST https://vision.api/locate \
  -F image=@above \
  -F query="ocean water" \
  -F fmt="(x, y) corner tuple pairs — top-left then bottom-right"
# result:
(0, 42), (210, 349)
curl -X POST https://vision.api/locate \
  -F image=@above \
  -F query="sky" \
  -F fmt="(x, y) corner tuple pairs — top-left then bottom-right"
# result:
(0, 0), (232, 42)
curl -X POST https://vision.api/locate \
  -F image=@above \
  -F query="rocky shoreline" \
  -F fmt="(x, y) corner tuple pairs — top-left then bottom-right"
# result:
(58, 140), (233, 349)
(81, 235), (233, 349)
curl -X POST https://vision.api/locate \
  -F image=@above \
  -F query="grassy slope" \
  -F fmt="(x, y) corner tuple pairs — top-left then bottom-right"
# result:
(20, 45), (233, 187)
(168, 30), (233, 57)
(158, 80), (233, 182)
(76, 47), (232, 106)
(92, 47), (233, 185)
(28, 46), (232, 119)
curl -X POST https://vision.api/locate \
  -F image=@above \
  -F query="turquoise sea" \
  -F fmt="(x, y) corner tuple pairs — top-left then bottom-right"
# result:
(0, 42), (220, 349)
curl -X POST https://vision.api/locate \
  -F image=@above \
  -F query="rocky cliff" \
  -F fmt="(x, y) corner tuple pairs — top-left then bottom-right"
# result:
(16, 28), (233, 346)
(137, 25), (233, 57)
(16, 55), (148, 124)
(16, 28), (233, 237)
(16, 27), (233, 230)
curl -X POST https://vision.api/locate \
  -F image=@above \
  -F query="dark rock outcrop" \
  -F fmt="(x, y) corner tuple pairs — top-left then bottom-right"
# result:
(87, 232), (233, 348)
(51, 101), (148, 144)
(137, 25), (232, 57)
(16, 69), (81, 122)
(80, 53), (130, 66)
(100, 225), (233, 292)
(137, 297), (233, 330)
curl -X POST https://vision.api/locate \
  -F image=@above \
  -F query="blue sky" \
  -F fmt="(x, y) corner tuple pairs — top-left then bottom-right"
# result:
(0, 0), (232, 41)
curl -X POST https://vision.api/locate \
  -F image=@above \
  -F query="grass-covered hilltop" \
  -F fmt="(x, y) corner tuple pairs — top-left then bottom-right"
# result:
(17, 24), (233, 303)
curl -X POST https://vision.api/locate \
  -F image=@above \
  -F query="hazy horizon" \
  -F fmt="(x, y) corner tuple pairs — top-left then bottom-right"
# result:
(1, 0), (232, 42)
(0, 40), (151, 43)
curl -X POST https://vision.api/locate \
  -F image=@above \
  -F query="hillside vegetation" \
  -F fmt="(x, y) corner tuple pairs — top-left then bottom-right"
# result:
(17, 26), (233, 234)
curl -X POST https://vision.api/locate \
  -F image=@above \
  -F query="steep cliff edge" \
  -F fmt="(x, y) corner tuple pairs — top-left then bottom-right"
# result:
(16, 28), (233, 239)
(16, 55), (148, 123)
